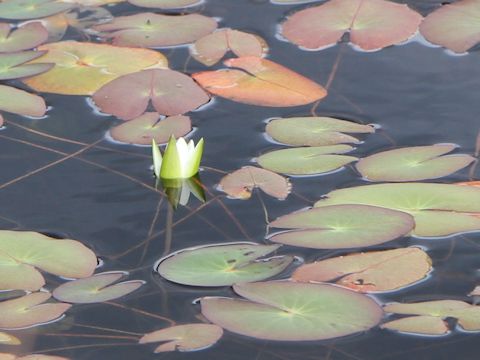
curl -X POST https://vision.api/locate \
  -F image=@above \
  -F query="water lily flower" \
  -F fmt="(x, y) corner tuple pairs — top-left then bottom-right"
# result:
(152, 136), (204, 179)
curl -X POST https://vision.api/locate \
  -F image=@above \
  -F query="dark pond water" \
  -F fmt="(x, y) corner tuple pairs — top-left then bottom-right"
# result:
(1, 0), (480, 359)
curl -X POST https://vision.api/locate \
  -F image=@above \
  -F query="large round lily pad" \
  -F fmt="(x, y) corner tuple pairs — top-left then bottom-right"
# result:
(201, 281), (383, 341)
(156, 243), (293, 287)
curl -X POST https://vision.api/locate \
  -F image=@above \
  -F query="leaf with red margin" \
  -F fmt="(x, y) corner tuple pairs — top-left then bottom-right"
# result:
(193, 57), (327, 107)
(0, 23), (48, 52)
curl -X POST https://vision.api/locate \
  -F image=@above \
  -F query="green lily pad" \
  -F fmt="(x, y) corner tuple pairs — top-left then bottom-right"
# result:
(356, 144), (475, 182)
(53, 272), (144, 304)
(0, 22), (48, 52)
(128, 0), (202, 8)
(0, 332), (21, 345)
(0, 85), (46, 117)
(314, 183), (480, 237)
(201, 281), (383, 341)
(269, 204), (414, 249)
(266, 117), (375, 147)
(0, 0), (73, 20)
(257, 145), (357, 175)
(156, 243), (293, 287)
(0, 51), (53, 80)
(380, 315), (449, 335)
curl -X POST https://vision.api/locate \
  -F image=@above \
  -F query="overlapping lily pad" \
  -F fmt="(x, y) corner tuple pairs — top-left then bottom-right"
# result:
(53, 272), (144, 304)
(0, 0), (73, 20)
(380, 315), (449, 335)
(93, 12), (217, 48)
(201, 281), (383, 341)
(192, 57), (327, 107)
(0, 85), (46, 118)
(292, 248), (432, 292)
(191, 29), (267, 66)
(219, 166), (291, 200)
(281, 0), (422, 51)
(139, 324), (223, 353)
(269, 205), (414, 249)
(23, 41), (168, 95)
(314, 183), (480, 237)
(0, 230), (97, 291)
(0, 23), (48, 52)
(157, 243), (293, 287)
(0, 332), (20, 345)
(0, 51), (53, 80)
(356, 144), (475, 182)
(128, 0), (202, 8)
(0, 355), (68, 360)
(257, 145), (357, 175)
(92, 69), (209, 120)
(266, 117), (375, 146)
(0, 292), (71, 329)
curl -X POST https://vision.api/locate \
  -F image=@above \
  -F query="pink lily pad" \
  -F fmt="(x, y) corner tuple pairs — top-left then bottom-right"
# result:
(0, 22), (48, 52)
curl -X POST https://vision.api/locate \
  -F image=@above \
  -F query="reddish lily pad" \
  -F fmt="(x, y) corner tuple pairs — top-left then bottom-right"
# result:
(219, 166), (291, 200)
(0, 0), (73, 20)
(53, 272), (143, 304)
(420, 0), (480, 53)
(110, 113), (192, 145)
(0, 22), (48, 52)
(22, 13), (69, 43)
(23, 41), (168, 95)
(201, 281), (383, 341)
(356, 144), (475, 182)
(192, 57), (327, 107)
(381, 316), (449, 335)
(269, 205), (414, 249)
(93, 12), (217, 48)
(0, 85), (46, 117)
(266, 117), (375, 146)
(0, 51), (53, 80)
(128, 0), (202, 8)
(292, 248), (432, 292)
(92, 69), (209, 120)
(281, 0), (422, 51)
(0, 292), (71, 329)
(156, 243), (293, 287)
(0, 230), (97, 291)
(191, 29), (267, 66)
(139, 324), (223, 353)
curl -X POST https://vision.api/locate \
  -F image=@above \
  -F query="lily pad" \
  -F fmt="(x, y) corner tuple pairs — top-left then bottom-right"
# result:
(0, 292), (71, 329)
(110, 113), (192, 145)
(157, 243), (293, 287)
(201, 281), (383, 341)
(139, 324), (223, 353)
(420, 0), (480, 53)
(0, 332), (20, 345)
(0, 0), (73, 20)
(0, 85), (46, 117)
(0, 230), (97, 291)
(314, 183), (480, 237)
(257, 145), (357, 175)
(292, 247), (432, 292)
(23, 41), (168, 95)
(266, 117), (375, 146)
(92, 69), (209, 120)
(281, 0), (422, 51)
(191, 29), (267, 66)
(0, 51), (53, 80)
(356, 144), (475, 182)
(269, 205), (414, 249)
(219, 166), (291, 200)
(0, 22), (48, 52)
(192, 57), (327, 107)
(128, 0), (202, 8)
(0, 355), (68, 360)
(380, 316), (449, 335)
(93, 12), (217, 48)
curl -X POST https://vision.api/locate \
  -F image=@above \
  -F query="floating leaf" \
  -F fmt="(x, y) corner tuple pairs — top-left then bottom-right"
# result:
(0, 22), (48, 52)
(281, 0), (422, 51)
(62, 0), (122, 5)
(292, 248), (431, 292)
(266, 117), (375, 147)
(0, 355), (68, 360)
(469, 286), (480, 297)
(0, 230), (97, 291)
(420, 0), (480, 53)
(139, 324), (223, 353)
(157, 243), (293, 287)
(201, 281), (383, 341)
(219, 166), (291, 200)
(23, 13), (69, 42)
(53, 272), (143, 304)
(192, 57), (327, 107)
(93, 12), (217, 48)
(269, 205), (414, 249)
(128, 0), (202, 8)
(0, 85), (46, 117)
(356, 144), (475, 182)
(0, 292), (70, 329)
(92, 69), (209, 120)
(110, 113), (191, 145)
(0, 51), (53, 80)
(0, 332), (20, 345)
(380, 316), (449, 335)
(0, 0), (73, 20)
(257, 145), (357, 175)
(23, 41), (168, 95)
(191, 29), (267, 66)
(314, 183), (480, 237)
